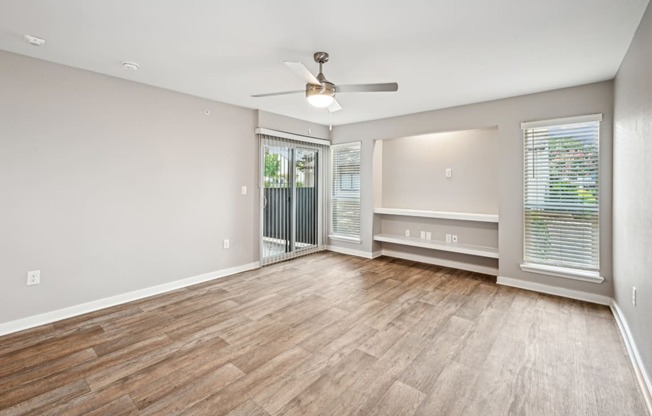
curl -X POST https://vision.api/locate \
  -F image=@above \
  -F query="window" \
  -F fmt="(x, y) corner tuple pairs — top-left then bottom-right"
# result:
(521, 114), (602, 282)
(330, 142), (361, 242)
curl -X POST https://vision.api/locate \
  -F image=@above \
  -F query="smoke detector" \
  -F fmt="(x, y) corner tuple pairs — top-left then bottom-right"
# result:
(25, 34), (46, 47)
(121, 61), (139, 71)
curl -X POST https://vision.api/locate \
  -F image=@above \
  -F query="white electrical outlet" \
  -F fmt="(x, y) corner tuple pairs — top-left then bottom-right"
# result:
(632, 286), (637, 306)
(445, 168), (452, 178)
(241, 186), (247, 195)
(420, 231), (426, 239)
(445, 234), (452, 243)
(452, 235), (458, 243)
(223, 239), (230, 249)
(426, 232), (432, 240)
(27, 270), (40, 286)
(405, 229), (410, 237)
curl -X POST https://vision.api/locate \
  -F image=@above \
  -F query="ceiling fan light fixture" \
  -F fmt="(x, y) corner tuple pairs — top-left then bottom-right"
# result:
(306, 93), (334, 108)
(306, 83), (335, 108)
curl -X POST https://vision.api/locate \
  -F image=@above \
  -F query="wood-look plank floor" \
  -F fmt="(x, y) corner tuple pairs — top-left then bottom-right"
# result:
(0, 253), (648, 416)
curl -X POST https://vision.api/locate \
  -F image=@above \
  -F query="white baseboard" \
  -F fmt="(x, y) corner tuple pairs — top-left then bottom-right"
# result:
(610, 301), (652, 415)
(0, 261), (260, 337)
(326, 245), (381, 259)
(496, 275), (611, 305)
(381, 249), (498, 276)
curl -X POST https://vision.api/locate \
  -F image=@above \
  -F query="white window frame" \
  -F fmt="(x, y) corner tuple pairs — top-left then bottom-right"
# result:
(329, 141), (362, 244)
(520, 114), (604, 283)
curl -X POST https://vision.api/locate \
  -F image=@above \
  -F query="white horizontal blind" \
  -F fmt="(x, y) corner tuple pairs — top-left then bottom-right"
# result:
(523, 117), (600, 271)
(331, 142), (361, 240)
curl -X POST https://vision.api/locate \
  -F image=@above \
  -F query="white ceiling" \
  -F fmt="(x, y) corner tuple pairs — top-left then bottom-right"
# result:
(0, 0), (648, 126)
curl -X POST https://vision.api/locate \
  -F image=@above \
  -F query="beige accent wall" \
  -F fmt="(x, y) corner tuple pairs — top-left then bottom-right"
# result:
(330, 81), (614, 298)
(613, 1), (652, 393)
(0, 51), (260, 324)
(381, 128), (499, 213)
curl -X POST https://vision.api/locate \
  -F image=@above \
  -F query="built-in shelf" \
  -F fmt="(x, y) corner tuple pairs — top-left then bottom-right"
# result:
(374, 207), (499, 223)
(373, 234), (499, 259)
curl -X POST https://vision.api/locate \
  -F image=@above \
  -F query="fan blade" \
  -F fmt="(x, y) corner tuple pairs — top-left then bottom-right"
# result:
(284, 61), (321, 86)
(328, 99), (342, 113)
(251, 90), (304, 98)
(336, 82), (398, 93)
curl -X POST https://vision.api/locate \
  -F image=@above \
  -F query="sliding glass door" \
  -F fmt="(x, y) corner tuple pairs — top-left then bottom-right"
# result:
(260, 134), (325, 265)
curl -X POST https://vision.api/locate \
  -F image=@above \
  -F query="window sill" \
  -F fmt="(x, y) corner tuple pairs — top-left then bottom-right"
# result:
(328, 235), (362, 244)
(520, 263), (604, 283)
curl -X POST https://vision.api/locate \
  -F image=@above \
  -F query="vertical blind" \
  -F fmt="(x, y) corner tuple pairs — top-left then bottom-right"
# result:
(523, 115), (601, 271)
(259, 133), (328, 266)
(330, 142), (361, 241)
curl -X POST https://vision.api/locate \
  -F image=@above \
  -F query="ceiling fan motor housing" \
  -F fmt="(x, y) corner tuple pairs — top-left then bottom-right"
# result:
(306, 82), (335, 96)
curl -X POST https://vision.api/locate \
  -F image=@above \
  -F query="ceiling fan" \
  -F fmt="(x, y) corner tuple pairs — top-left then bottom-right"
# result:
(251, 52), (399, 112)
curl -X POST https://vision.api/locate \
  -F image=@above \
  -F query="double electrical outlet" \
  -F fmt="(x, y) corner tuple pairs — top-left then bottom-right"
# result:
(405, 229), (457, 243)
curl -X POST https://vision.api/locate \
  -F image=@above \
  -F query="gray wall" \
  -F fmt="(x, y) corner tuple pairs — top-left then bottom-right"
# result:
(381, 128), (499, 213)
(613, 2), (652, 391)
(331, 81), (614, 298)
(0, 51), (258, 324)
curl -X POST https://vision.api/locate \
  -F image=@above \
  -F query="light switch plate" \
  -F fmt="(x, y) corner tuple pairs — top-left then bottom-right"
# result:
(27, 270), (41, 286)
